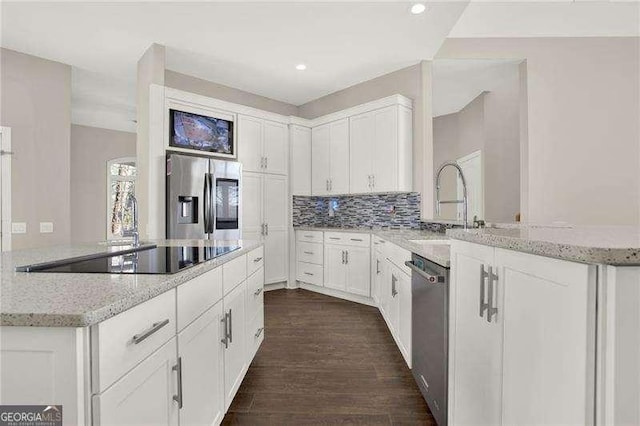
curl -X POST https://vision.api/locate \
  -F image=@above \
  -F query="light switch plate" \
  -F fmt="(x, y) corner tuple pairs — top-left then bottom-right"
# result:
(40, 222), (54, 233)
(11, 222), (26, 234)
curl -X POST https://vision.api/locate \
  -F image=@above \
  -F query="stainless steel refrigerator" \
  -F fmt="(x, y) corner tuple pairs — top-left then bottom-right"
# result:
(166, 153), (242, 240)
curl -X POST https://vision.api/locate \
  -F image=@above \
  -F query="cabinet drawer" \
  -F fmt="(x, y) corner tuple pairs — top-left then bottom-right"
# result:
(387, 243), (412, 276)
(297, 241), (323, 265)
(297, 230), (323, 244)
(325, 232), (370, 247)
(247, 246), (264, 277)
(91, 290), (176, 393)
(296, 262), (323, 286)
(177, 267), (223, 331)
(246, 267), (264, 319)
(248, 306), (265, 362)
(223, 254), (247, 295)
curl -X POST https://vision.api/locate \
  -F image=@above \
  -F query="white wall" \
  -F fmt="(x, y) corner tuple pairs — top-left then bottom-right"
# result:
(437, 37), (640, 226)
(70, 125), (136, 243)
(0, 48), (71, 249)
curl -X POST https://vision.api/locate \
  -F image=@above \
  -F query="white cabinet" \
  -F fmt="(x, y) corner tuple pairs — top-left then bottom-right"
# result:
(346, 245), (371, 297)
(93, 338), (179, 426)
(238, 115), (287, 175)
(396, 267), (412, 366)
(222, 281), (247, 410)
(311, 119), (349, 195)
(324, 244), (348, 291)
(177, 303), (225, 426)
(290, 125), (312, 196)
(242, 172), (288, 284)
(323, 242), (370, 296)
(449, 240), (596, 426)
(349, 105), (412, 194)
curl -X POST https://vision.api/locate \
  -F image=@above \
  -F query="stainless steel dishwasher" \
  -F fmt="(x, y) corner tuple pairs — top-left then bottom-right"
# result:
(405, 254), (449, 426)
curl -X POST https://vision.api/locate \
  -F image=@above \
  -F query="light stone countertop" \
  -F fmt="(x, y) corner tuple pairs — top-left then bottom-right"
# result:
(294, 226), (451, 267)
(446, 226), (640, 265)
(0, 239), (262, 327)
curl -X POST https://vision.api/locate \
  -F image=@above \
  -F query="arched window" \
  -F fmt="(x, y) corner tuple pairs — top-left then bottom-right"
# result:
(107, 157), (136, 240)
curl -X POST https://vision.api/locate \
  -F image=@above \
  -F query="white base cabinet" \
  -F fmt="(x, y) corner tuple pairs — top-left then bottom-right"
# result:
(177, 303), (225, 426)
(93, 338), (179, 426)
(222, 281), (248, 410)
(449, 240), (597, 425)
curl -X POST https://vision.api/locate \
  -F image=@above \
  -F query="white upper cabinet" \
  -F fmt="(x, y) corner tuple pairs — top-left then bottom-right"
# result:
(263, 121), (288, 175)
(349, 105), (412, 194)
(238, 115), (287, 175)
(290, 125), (312, 196)
(311, 119), (349, 196)
(237, 115), (263, 173)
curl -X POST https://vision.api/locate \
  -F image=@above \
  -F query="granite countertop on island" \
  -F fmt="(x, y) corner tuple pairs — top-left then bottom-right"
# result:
(294, 226), (451, 267)
(446, 226), (640, 266)
(0, 239), (262, 327)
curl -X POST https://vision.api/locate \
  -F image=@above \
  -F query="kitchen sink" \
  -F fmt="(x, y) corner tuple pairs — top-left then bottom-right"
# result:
(408, 239), (451, 245)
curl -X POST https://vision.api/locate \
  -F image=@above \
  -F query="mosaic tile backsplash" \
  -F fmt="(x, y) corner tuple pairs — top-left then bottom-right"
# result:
(293, 192), (422, 229)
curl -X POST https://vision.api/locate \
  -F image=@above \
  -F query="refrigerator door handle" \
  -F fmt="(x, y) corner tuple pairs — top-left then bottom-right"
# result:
(203, 173), (211, 234)
(207, 173), (215, 234)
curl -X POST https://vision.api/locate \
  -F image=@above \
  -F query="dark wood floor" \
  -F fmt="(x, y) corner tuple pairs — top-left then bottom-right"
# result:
(222, 289), (435, 425)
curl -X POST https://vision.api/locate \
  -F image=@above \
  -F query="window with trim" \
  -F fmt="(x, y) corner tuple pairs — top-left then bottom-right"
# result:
(107, 157), (136, 239)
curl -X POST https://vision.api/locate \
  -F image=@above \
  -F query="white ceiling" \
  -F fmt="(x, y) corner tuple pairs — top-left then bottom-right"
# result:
(431, 59), (522, 117)
(1, 1), (637, 132)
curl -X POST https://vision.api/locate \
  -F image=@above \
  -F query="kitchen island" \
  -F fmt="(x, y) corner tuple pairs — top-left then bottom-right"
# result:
(445, 226), (640, 425)
(0, 239), (265, 426)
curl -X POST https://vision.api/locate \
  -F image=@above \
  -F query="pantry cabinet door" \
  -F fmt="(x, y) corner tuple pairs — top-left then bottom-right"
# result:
(349, 112), (373, 194)
(329, 119), (350, 195)
(496, 248), (595, 426)
(346, 246), (371, 297)
(324, 244), (347, 291)
(263, 120), (287, 175)
(263, 174), (288, 284)
(93, 339), (178, 426)
(372, 106), (398, 192)
(242, 172), (263, 240)
(311, 124), (331, 196)
(177, 303), (225, 426)
(237, 115), (263, 173)
(449, 241), (501, 426)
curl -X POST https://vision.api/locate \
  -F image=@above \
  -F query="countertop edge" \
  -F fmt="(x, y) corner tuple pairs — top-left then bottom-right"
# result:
(446, 230), (640, 266)
(1, 242), (263, 328)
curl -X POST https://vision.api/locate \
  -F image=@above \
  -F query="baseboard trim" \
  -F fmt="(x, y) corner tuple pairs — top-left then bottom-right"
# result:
(265, 282), (286, 292)
(298, 282), (377, 307)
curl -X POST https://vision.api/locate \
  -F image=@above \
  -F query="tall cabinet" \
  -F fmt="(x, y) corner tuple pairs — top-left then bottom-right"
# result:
(243, 172), (288, 285)
(239, 113), (288, 286)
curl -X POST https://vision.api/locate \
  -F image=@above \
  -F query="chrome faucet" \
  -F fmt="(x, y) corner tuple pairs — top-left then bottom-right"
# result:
(435, 161), (469, 230)
(122, 194), (140, 247)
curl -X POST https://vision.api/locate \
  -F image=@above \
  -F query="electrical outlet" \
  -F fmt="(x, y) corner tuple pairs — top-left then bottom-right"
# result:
(40, 222), (54, 233)
(11, 222), (26, 234)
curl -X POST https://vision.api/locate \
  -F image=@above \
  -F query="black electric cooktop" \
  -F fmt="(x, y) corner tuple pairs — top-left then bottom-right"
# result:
(17, 245), (241, 275)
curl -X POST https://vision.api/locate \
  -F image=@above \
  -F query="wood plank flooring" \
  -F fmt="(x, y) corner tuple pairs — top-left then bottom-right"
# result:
(222, 289), (436, 425)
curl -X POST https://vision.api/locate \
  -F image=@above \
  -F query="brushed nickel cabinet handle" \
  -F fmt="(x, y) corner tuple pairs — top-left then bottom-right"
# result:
(480, 265), (489, 318)
(304, 272), (314, 276)
(376, 259), (380, 275)
(254, 287), (263, 296)
(303, 251), (314, 255)
(132, 319), (169, 344)
(345, 251), (349, 264)
(221, 314), (229, 348)
(255, 327), (264, 338)
(391, 274), (397, 297)
(350, 238), (363, 242)
(228, 309), (233, 343)
(487, 267), (499, 323)
(253, 257), (263, 263)
(172, 357), (183, 409)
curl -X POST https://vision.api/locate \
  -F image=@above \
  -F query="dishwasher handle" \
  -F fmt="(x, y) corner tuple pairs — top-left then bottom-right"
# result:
(405, 261), (445, 284)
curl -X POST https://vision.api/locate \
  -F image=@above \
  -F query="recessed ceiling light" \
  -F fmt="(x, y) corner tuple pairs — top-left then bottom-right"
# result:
(296, 64), (307, 71)
(410, 3), (426, 14)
